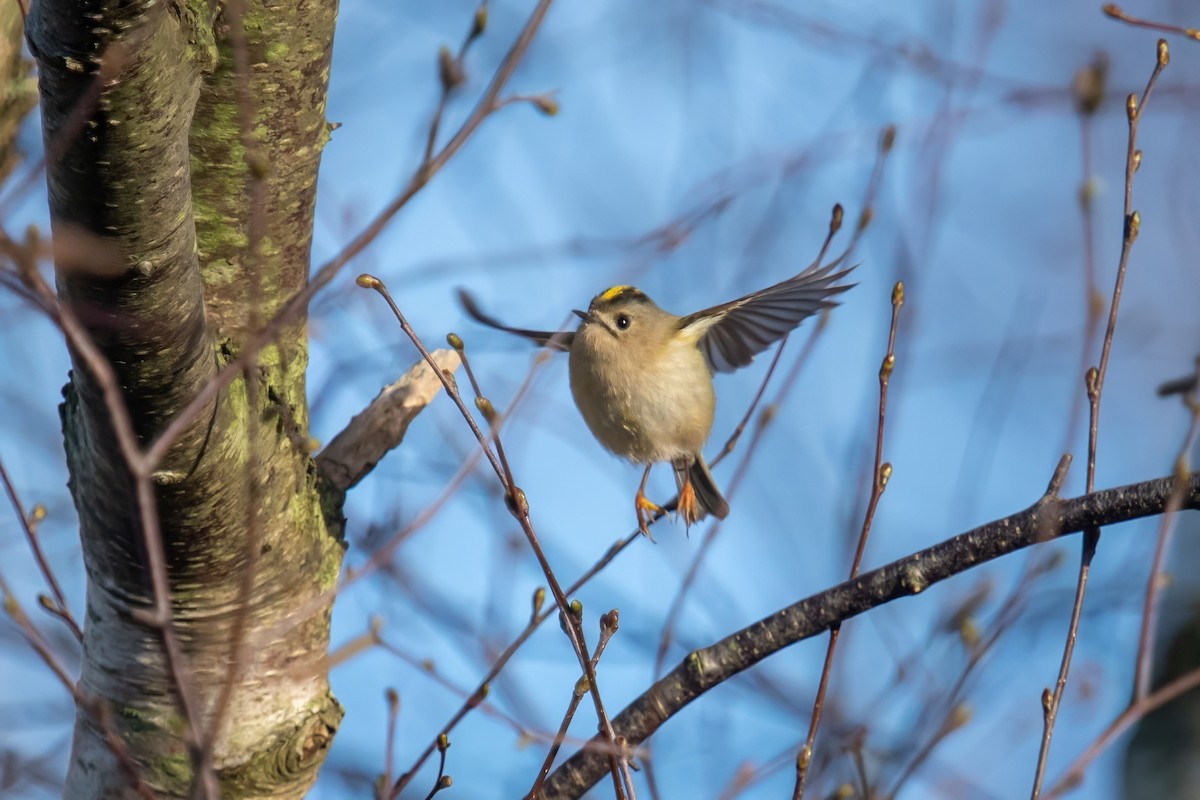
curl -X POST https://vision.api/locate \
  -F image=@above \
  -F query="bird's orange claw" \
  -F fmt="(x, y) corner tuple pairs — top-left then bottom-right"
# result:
(676, 479), (700, 528)
(634, 490), (662, 539)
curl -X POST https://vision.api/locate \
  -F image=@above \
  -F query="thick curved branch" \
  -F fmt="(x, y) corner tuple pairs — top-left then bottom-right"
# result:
(540, 466), (1200, 799)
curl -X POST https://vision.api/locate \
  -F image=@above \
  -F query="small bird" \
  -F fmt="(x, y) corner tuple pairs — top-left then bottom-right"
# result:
(460, 259), (854, 535)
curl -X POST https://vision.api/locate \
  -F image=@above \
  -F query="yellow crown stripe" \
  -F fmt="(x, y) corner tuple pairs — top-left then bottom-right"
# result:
(599, 285), (635, 303)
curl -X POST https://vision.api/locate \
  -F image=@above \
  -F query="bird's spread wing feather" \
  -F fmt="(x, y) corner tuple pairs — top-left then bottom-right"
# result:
(680, 259), (854, 373)
(458, 289), (575, 351)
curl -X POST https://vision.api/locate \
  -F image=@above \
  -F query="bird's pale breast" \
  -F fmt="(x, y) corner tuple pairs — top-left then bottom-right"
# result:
(569, 328), (715, 464)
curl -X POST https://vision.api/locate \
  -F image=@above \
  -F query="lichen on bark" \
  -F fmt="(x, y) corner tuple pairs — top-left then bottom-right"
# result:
(28, 0), (345, 795)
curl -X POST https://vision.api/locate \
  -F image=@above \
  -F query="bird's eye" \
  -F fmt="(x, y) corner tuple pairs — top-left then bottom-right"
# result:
(615, 314), (631, 330)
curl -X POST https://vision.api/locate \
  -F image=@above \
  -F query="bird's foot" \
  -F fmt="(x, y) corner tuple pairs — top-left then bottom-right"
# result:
(676, 479), (701, 528)
(634, 490), (662, 540)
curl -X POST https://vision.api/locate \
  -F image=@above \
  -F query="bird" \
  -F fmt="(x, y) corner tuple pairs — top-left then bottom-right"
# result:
(459, 258), (854, 536)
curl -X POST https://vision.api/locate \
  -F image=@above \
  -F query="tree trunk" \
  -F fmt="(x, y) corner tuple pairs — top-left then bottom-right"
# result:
(26, 0), (344, 795)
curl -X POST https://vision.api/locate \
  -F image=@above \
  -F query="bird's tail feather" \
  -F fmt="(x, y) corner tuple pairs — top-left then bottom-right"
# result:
(673, 456), (729, 524)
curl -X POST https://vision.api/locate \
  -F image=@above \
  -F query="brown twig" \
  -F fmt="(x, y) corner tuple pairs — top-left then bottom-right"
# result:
(1133, 360), (1200, 700)
(1061, 53), (1107, 472)
(360, 276), (629, 800)
(1045, 665), (1200, 798)
(425, 5), (488, 164)
(375, 629), (534, 738)
(0, 575), (77, 696)
(1030, 39), (1168, 799)
(4, 237), (210, 797)
(0, 455), (80, 640)
(390, 533), (644, 792)
(0, 568), (156, 799)
(381, 688), (400, 798)
(423, 733), (453, 800)
(886, 549), (1064, 798)
(793, 281), (902, 799)
(0, 238), (158, 800)
(4, 235), (214, 769)
(1033, 373), (1200, 800)
(1102, 4), (1200, 40)
(450, 336), (522, 498)
(530, 610), (621, 798)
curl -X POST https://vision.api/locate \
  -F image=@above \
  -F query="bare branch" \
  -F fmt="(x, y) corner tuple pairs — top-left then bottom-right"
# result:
(317, 349), (461, 491)
(1031, 39), (1169, 797)
(541, 468), (1200, 799)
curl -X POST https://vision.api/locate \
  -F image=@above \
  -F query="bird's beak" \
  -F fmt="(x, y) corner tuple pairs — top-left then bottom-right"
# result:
(573, 308), (618, 337)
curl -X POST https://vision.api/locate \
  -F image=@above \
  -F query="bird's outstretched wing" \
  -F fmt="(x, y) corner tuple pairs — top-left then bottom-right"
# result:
(679, 259), (855, 374)
(458, 289), (575, 351)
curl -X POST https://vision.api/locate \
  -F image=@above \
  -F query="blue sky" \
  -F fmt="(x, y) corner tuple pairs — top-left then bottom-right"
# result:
(2, 0), (1199, 798)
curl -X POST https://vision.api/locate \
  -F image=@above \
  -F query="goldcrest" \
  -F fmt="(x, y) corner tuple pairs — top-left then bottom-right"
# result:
(460, 259), (853, 535)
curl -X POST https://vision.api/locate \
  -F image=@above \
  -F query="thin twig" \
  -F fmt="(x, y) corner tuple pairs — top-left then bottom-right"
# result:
(376, 630), (534, 738)
(616, 737), (638, 800)
(382, 688), (400, 798)
(530, 610), (621, 798)
(1102, 4), (1200, 41)
(1046, 665), (1200, 798)
(886, 549), (1063, 798)
(793, 281), (903, 799)
(390, 534), (644, 791)
(1061, 53), (1107, 471)
(362, 276), (629, 800)
(425, 5), (488, 165)
(4, 233), (208, 754)
(0, 575), (77, 694)
(1030, 40), (1168, 799)
(0, 569), (156, 799)
(423, 733), (452, 800)
(0, 247), (159, 788)
(0, 454), (80, 639)
(1133, 359), (1200, 700)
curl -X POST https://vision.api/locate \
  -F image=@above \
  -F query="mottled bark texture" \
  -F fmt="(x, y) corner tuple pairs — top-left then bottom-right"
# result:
(26, 0), (344, 796)
(540, 471), (1200, 799)
(0, 0), (35, 186)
